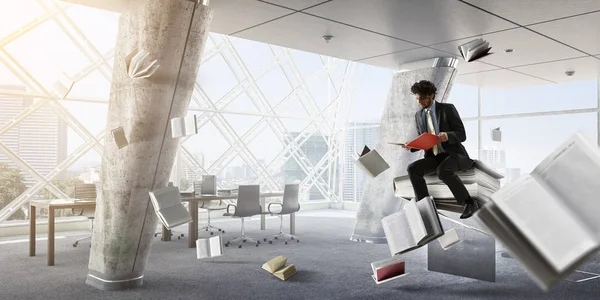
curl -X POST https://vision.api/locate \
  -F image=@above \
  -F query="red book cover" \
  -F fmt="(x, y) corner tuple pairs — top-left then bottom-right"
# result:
(376, 261), (405, 281)
(388, 133), (438, 150)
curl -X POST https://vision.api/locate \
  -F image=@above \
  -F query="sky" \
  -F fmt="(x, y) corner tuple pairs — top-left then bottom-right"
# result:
(0, 0), (598, 175)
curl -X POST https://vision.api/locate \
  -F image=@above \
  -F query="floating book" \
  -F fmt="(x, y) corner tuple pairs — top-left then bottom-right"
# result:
(125, 48), (160, 79)
(475, 133), (600, 291)
(491, 127), (502, 142)
(52, 73), (75, 99)
(393, 160), (503, 202)
(355, 146), (389, 178)
(111, 127), (129, 149)
(458, 38), (493, 62)
(148, 186), (192, 230)
(194, 175), (217, 195)
(371, 257), (408, 284)
(171, 115), (198, 138)
(389, 132), (438, 151)
(262, 256), (296, 281)
(196, 236), (223, 259)
(382, 196), (444, 256)
(438, 228), (461, 250)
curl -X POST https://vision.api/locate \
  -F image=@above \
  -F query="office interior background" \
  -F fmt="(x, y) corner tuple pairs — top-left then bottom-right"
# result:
(1, 1), (600, 299)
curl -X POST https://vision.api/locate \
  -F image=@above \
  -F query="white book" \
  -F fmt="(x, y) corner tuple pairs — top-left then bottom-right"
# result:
(382, 197), (444, 256)
(491, 127), (502, 142)
(196, 236), (223, 259)
(171, 115), (198, 138)
(475, 133), (600, 291)
(125, 48), (160, 79)
(356, 146), (390, 178)
(52, 73), (75, 99)
(438, 228), (461, 250)
(458, 38), (493, 62)
(149, 186), (192, 230)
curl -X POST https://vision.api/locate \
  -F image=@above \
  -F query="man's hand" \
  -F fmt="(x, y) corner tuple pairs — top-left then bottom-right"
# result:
(400, 144), (411, 151)
(437, 132), (448, 143)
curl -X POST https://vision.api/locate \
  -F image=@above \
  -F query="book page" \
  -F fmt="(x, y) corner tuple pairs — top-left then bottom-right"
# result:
(492, 174), (598, 273)
(196, 238), (210, 259)
(265, 256), (287, 273)
(158, 205), (192, 229)
(416, 197), (444, 245)
(405, 200), (427, 243)
(381, 211), (415, 255)
(209, 236), (223, 257)
(533, 133), (600, 237)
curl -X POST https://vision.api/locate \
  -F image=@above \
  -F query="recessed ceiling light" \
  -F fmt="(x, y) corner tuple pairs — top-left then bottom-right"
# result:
(504, 49), (514, 53)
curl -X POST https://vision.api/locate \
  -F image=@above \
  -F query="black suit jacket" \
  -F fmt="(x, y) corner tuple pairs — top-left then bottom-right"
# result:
(411, 102), (474, 170)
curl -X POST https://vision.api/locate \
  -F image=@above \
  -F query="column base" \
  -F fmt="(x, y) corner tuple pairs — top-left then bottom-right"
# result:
(85, 273), (144, 291)
(349, 234), (387, 244)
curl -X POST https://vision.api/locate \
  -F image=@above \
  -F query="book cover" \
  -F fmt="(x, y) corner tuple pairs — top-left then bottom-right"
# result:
(389, 133), (438, 150)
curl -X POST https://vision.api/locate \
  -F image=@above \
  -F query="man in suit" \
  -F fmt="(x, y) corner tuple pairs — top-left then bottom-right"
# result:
(402, 80), (479, 219)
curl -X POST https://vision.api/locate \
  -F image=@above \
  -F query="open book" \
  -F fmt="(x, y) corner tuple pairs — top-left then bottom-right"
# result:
(262, 256), (296, 281)
(382, 196), (444, 256)
(52, 72), (75, 99)
(125, 48), (160, 79)
(371, 257), (408, 284)
(148, 186), (192, 230)
(171, 115), (198, 138)
(196, 236), (223, 259)
(475, 133), (600, 291)
(458, 38), (493, 62)
(389, 133), (438, 151)
(355, 146), (390, 178)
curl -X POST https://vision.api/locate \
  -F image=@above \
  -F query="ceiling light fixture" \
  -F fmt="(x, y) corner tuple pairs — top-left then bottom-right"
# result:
(565, 70), (575, 76)
(322, 35), (334, 43)
(504, 48), (514, 53)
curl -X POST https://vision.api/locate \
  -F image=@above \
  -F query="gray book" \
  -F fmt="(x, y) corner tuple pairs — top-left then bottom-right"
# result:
(196, 236), (223, 259)
(382, 196), (444, 256)
(149, 186), (192, 230)
(356, 146), (390, 178)
(475, 133), (600, 291)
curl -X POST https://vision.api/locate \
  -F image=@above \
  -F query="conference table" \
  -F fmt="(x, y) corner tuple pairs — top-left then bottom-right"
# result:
(29, 199), (96, 266)
(180, 191), (291, 248)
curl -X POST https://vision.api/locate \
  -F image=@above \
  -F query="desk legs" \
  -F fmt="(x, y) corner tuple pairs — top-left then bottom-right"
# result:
(260, 197), (266, 230)
(162, 226), (171, 241)
(48, 207), (55, 266)
(29, 205), (36, 256)
(188, 201), (198, 248)
(290, 213), (295, 235)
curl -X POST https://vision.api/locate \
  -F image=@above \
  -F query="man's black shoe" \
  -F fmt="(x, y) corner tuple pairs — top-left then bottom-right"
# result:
(460, 200), (481, 219)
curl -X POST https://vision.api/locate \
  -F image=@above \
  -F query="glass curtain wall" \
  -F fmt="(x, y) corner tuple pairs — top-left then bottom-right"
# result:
(0, 0), (358, 224)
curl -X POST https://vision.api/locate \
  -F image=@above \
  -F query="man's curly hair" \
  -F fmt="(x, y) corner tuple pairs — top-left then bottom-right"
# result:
(410, 80), (437, 96)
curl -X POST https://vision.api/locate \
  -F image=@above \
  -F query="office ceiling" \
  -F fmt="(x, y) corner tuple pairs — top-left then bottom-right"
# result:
(208, 0), (600, 89)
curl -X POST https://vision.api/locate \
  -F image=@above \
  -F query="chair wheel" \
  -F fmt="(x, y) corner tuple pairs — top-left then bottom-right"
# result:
(154, 233), (158, 237)
(255, 243), (259, 247)
(274, 237), (278, 240)
(243, 239), (247, 243)
(218, 229), (222, 232)
(297, 239), (299, 243)
(205, 229), (208, 231)
(73, 243), (77, 247)
(210, 232), (214, 235)
(263, 238), (267, 242)
(238, 245), (242, 248)
(269, 241), (272, 244)
(285, 241), (288, 245)
(225, 243), (229, 247)
(222, 230), (225, 233)
(178, 236), (181, 240)
(181, 234), (184, 237)
(291, 237), (294, 240)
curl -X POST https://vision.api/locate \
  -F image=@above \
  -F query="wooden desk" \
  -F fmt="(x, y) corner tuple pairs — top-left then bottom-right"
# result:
(181, 192), (289, 248)
(29, 199), (96, 266)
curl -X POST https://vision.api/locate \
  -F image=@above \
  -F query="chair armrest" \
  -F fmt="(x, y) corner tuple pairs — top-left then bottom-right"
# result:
(224, 204), (236, 216)
(268, 202), (282, 214)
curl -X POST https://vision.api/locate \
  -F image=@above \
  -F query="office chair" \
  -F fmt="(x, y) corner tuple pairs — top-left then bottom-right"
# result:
(194, 180), (227, 235)
(223, 185), (262, 248)
(263, 184), (300, 245)
(72, 183), (97, 247)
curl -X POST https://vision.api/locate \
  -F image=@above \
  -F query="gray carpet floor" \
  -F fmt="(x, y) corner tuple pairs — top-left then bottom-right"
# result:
(1, 210), (599, 300)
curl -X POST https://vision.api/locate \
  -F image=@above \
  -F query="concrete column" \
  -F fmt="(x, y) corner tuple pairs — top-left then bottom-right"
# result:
(86, 0), (212, 290)
(350, 65), (457, 243)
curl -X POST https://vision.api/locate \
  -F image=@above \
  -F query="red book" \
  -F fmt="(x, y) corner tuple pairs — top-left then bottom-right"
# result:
(371, 258), (406, 282)
(389, 133), (438, 150)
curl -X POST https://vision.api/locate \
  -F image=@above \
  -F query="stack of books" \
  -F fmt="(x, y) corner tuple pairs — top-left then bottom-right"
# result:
(475, 133), (600, 291)
(393, 160), (503, 212)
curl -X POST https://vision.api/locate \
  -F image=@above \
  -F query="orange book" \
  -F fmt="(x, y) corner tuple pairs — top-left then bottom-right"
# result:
(389, 133), (438, 150)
